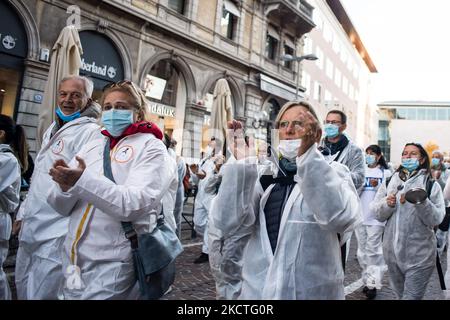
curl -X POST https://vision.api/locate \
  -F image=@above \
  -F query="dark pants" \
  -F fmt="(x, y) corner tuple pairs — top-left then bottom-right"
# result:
(337, 234), (346, 271)
(438, 207), (450, 232)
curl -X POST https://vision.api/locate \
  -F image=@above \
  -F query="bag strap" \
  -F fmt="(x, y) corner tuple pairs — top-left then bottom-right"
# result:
(102, 141), (138, 249)
(426, 175), (434, 199)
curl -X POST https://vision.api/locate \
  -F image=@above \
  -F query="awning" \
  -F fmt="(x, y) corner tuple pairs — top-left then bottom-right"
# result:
(284, 36), (295, 49)
(267, 24), (280, 40)
(223, 0), (240, 17)
(259, 74), (303, 101)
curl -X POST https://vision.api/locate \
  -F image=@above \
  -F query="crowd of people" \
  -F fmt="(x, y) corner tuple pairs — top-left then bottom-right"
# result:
(0, 74), (449, 300)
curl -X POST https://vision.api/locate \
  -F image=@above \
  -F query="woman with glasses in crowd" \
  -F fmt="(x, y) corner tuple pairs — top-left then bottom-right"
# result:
(209, 101), (361, 299)
(371, 142), (445, 300)
(47, 80), (176, 299)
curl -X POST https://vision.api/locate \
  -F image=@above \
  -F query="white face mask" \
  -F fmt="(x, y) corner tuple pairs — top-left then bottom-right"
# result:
(278, 139), (302, 160)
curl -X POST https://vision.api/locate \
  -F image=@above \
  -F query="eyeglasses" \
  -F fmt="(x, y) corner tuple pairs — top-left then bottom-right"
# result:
(278, 120), (304, 131)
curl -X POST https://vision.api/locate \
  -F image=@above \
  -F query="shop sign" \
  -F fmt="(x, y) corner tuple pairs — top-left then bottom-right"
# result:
(0, 34), (16, 50)
(148, 102), (175, 117)
(0, 2), (28, 58)
(81, 58), (117, 79)
(79, 31), (124, 84)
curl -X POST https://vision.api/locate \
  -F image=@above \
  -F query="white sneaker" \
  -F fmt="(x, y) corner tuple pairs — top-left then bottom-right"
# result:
(164, 285), (173, 296)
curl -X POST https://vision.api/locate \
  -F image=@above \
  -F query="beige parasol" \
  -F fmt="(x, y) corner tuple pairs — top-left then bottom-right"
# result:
(36, 25), (83, 150)
(209, 78), (233, 150)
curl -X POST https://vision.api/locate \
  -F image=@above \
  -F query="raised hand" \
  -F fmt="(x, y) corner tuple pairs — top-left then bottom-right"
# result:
(226, 120), (255, 160)
(296, 110), (320, 157)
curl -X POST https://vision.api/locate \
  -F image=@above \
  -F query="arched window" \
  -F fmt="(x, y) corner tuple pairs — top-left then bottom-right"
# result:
(146, 59), (180, 107)
(144, 59), (187, 140)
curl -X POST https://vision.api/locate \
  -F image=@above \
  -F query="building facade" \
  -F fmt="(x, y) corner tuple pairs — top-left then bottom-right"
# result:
(378, 101), (450, 164)
(1, 0), (318, 161)
(300, 0), (377, 148)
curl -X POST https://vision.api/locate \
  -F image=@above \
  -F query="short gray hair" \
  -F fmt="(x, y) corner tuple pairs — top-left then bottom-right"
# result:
(59, 75), (94, 98)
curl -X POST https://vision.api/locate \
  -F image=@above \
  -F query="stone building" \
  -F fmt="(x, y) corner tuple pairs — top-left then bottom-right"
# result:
(301, 0), (377, 147)
(1, 0), (316, 160)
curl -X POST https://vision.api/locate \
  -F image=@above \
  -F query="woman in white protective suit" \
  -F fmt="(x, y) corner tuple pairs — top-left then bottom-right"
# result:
(209, 101), (361, 299)
(47, 80), (175, 299)
(371, 142), (445, 300)
(355, 144), (391, 299)
(0, 115), (26, 299)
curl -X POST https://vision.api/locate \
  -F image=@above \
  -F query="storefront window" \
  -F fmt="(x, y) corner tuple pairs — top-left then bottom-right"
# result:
(148, 60), (179, 107)
(0, 1), (28, 119)
(145, 59), (184, 139)
(0, 67), (20, 117)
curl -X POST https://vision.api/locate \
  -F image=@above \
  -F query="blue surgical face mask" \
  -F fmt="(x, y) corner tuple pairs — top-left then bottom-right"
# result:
(55, 106), (81, 122)
(101, 109), (134, 137)
(366, 154), (377, 166)
(431, 158), (440, 167)
(402, 158), (420, 172)
(324, 123), (340, 138)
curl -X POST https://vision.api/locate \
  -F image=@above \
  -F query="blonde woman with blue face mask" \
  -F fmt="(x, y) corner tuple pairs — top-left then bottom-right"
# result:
(47, 81), (176, 299)
(371, 143), (445, 300)
(208, 100), (361, 299)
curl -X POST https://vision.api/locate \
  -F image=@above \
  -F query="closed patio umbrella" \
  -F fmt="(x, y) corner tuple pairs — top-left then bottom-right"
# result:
(209, 78), (233, 152)
(36, 25), (83, 150)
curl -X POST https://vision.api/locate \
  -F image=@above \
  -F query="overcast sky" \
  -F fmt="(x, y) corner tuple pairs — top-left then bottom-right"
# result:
(340, 0), (450, 104)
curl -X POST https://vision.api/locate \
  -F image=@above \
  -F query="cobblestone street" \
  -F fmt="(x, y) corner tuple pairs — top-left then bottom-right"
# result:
(4, 198), (449, 300)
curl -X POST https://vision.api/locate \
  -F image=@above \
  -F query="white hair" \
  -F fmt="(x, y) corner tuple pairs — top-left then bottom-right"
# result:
(60, 75), (94, 98)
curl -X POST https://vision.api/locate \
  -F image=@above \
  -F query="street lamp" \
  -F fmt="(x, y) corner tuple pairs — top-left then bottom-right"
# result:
(281, 53), (318, 100)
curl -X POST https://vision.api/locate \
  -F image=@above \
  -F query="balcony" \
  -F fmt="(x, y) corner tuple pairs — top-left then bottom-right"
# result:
(262, 0), (315, 37)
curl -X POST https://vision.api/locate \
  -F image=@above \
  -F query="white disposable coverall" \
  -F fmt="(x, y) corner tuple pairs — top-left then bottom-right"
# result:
(15, 115), (101, 300)
(161, 151), (178, 233)
(211, 144), (361, 299)
(47, 132), (175, 299)
(371, 169), (445, 299)
(321, 138), (365, 264)
(173, 156), (186, 237)
(434, 168), (450, 256)
(355, 166), (392, 290)
(193, 156), (215, 254)
(0, 145), (21, 300)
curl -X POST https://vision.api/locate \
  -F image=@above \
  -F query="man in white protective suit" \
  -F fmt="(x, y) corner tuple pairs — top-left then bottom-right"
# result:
(209, 101), (361, 299)
(190, 138), (217, 264)
(14, 76), (102, 299)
